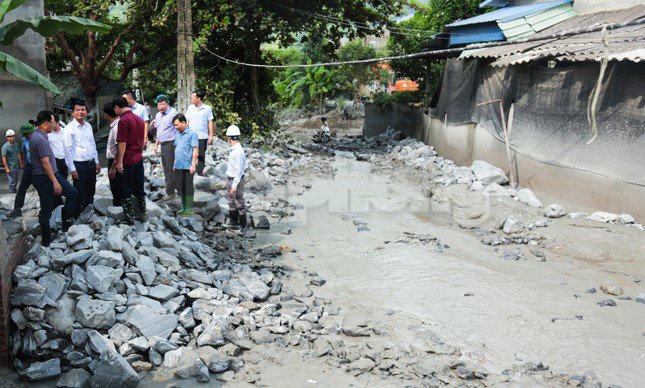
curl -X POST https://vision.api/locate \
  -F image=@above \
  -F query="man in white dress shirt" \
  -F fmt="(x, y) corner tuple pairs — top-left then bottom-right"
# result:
(122, 89), (150, 149)
(185, 90), (215, 175)
(66, 101), (101, 216)
(48, 113), (73, 180)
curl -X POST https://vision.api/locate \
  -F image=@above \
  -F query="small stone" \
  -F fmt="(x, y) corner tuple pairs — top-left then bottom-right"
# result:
(22, 307), (45, 322)
(597, 299), (617, 307)
(108, 323), (135, 346)
(517, 188), (542, 208)
(587, 212), (618, 223)
(10, 279), (48, 308)
(56, 368), (91, 388)
(124, 305), (178, 340)
(471, 160), (508, 185)
(87, 330), (117, 355)
(342, 313), (371, 337)
(38, 273), (68, 303)
(107, 206), (125, 221)
(128, 337), (150, 352)
(106, 226), (124, 251)
(66, 224), (94, 249)
(348, 358), (375, 374)
(503, 215), (524, 235)
(618, 214), (636, 224)
(543, 204), (566, 218)
(254, 215), (270, 229)
(150, 336), (178, 354)
(148, 284), (179, 302)
(586, 288), (597, 294)
(86, 265), (122, 293)
(11, 309), (28, 329)
(136, 257), (157, 286)
(600, 283), (624, 296)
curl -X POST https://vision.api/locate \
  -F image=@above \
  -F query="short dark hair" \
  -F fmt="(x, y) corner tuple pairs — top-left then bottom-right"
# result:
(36, 110), (55, 126)
(172, 113), (187, 123)
(28, 119), (36, 126)
(72, 101), (87, 111)
(53, 113), (60, 122)
(103, 102), (117, 117)
(121, 89), (135, 98)
(321, 117), (327, 122)
(192, 90), (205, 100)
(113, 96), (129, 109)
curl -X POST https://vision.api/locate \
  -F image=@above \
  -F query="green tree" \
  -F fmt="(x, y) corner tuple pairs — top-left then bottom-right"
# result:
(337, 40), (378, 102)
(45, 0), (172, 109)
(278, 64), (337, 112)
(191, 0), (403, 132)
(387, 0), (482, 98)
(0, 0), (109, 105)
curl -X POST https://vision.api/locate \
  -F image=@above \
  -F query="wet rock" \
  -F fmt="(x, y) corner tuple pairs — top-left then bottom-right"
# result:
(53, 250), (93, 266)
(46, 294), (76, 335)
(11, 309), (28, 330)
(471, 160), (508, 185)
(587, 212), (618, 223)
(67, 225), (94, 250)
(57, 368), (91, 388)
(254, 215), (270, 229)
(200, 201), (221, 222)
(75, 299), (116, 329)
(89, 348), (140, 388)
(543, 204), (566, 218)
(617, 214), (636, 224)
(600, 283), (624, 296)
(22, 307), (45, 322)
(136, 256), (157, 286)
(148, 284), (179, 302)
(636, 293), (645, 304)
(108, 323), (135, 346)
(105, 226), (123, 251)
(21, 358), (61, 381)
(38, 273), (68, 302)
(342, 313), (371, 337)
(124, 305), (178, 340)
(348, 358), (375, 375)
(11, 279), (49, 308)
(503, 215), (524, 235)
(517, 188), (542, 208)
(86, 265), (122, 293)
(586, 287), (597, 294)
(597, 299), (617, 307)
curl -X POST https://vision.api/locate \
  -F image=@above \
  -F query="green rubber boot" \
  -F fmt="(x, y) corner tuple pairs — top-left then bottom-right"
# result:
(181, 196), (194, 217)
(178, 196), (186, 216)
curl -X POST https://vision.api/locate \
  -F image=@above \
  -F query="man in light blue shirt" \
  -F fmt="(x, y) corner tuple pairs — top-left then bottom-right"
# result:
(122, 89), (150, 148)
(172, 114), (199, 216)
(185, 90), (215, 175)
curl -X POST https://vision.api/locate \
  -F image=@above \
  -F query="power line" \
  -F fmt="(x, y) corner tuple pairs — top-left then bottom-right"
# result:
(197, 18), (645, 69)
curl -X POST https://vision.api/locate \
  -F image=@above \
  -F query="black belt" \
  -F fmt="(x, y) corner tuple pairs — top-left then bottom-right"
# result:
(75, 160), (95, 164)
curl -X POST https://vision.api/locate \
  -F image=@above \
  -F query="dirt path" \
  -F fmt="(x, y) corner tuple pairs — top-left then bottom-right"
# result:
(259, 153), (645, 386)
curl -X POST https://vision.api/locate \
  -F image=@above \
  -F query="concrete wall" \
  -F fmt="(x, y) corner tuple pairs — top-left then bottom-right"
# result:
(0, 0), (48, 137)
(364, 103), (645, 221)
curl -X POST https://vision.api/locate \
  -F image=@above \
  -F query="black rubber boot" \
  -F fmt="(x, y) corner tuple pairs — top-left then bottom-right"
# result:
(225, 209), (240, 229)
(61, 207), (75, 232)
(41, 224), (52, 247)
(135, 196), (148, 222)
(238, 213), (248, 236)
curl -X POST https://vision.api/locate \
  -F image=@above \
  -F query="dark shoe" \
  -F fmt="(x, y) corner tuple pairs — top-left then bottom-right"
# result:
(6, 209), (22, 220)
(122, 198), (135, 225)
(61, 207), (75, 232)
(135, 196), (147, 222)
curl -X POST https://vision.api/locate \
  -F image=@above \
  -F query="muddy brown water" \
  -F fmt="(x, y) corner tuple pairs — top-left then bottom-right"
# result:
(265, 155), (645, 386)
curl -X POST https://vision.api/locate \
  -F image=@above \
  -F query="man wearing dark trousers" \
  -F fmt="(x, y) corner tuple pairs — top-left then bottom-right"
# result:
(104, 103), (122, 206)
(113, 97), (146, 225)
(48, 113), (72, 180)
(185, 90), (215, 175)
(31, 111), (78, 247)
(151, 94), (178, 196)
(6, 123), (36, 220)
(67, 101), (100, 216)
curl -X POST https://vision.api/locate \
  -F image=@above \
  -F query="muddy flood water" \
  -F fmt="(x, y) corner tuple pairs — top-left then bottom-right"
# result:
(267, 155), (645, 386)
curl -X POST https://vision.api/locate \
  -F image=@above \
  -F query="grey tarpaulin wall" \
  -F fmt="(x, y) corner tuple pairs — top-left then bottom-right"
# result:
(429, 59), (645, 187)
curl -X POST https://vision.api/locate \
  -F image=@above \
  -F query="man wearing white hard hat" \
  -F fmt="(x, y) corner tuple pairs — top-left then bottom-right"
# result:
(225, 125), (248, 235)
(2, 129), (21, 193)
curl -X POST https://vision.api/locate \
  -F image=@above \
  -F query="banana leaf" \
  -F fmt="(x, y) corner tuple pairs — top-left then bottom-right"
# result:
(0, 51), (60, 93)
(0, 15), (110, 45)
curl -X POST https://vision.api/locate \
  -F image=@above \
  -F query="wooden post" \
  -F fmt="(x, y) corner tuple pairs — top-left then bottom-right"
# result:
(177, 0), (195, 113)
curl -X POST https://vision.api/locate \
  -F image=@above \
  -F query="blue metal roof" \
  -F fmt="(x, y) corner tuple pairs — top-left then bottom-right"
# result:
(447, 0), (572, 27)
(449, 23), (506, 46)
(479, 0), (510, 7)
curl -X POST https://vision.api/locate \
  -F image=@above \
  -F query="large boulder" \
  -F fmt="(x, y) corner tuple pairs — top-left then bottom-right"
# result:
(471, 160), (508, 185)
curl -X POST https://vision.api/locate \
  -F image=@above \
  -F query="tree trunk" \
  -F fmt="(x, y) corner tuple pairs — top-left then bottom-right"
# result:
(177, 0), (195, 112)
(248, 35), (261, 114)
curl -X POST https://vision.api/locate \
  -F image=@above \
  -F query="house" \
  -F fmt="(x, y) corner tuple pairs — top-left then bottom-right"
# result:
(365, 0), (645, 220)
(0, 0), (48, 136)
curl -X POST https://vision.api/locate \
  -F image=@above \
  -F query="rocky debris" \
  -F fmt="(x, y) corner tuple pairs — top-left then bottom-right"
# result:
(503, 215), (524, 235)
(517, 188), (542, 208)
(599, 283), (624, 296)
(544, 204), (566, 218)
(617, 213), (635, 224)
(636, 293), (645, 304)
(471, 160), (509, 185)
(597, 299), (617, 307)
(57, 368), (91, 388)
(587, 212), (618, 223)
(20, 358), (61, 381)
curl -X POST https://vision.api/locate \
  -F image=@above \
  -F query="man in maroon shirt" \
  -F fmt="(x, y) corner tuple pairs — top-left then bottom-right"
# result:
(113, 97), (146, 225)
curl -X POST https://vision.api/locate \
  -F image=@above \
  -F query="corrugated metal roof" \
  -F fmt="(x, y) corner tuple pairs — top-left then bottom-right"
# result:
(448, 23), (506, 46)
(479, 0), (509, 7)
(462, 5), (645, 66)
(447, 0), (572, 27)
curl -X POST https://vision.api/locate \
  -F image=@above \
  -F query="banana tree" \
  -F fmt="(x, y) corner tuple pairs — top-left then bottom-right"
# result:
(0, 0), (110, 105)
(281, 64), (336, 113)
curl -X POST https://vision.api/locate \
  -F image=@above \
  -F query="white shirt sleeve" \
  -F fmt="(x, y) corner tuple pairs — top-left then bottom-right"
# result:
(66, 127), (77, 172)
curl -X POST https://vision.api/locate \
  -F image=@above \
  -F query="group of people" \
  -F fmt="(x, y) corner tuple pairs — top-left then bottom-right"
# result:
(3, 89), (249, 247)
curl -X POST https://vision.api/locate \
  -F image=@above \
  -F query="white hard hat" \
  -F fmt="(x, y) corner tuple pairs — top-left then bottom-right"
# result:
(226, 125), (241, 137)
(6, 129), (15, 137)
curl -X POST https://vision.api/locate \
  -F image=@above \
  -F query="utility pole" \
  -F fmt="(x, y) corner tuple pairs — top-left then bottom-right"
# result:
(177, 0), (195, 113)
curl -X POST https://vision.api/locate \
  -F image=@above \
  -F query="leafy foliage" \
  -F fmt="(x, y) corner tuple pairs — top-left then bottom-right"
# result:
(0, 0), (110, 100)
(336, 40), (379, 102)
(387, 0), (482, 98)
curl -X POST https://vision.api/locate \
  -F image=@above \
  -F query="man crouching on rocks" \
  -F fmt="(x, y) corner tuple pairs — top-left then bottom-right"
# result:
(224, 125), (248, 236)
